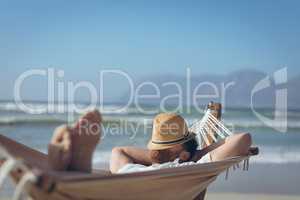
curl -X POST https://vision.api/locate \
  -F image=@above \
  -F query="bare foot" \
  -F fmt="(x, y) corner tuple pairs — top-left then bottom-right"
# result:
(48, 110), (102, 172)
(48, 125), (72, 171)
(69, 110), (102, 172)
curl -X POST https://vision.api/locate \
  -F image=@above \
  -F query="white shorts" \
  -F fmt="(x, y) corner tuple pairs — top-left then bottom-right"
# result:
(197, 152), (212, 164)
(117, 153), (211, 174)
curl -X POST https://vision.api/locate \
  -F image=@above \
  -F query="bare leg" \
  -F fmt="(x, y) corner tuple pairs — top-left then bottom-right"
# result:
(69, 110), (102, 172)
(210, 133), (252, 162)
(48, 110), (102, 172)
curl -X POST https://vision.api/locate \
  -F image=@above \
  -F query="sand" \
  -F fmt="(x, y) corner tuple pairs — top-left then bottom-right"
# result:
(207, 193), (299, 200)
(207, 163), (300, 195)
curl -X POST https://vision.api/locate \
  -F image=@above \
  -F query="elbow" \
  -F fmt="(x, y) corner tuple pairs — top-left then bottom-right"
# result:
(111, 147), (123, 155)
(110, 147), (126, 173)
(241, 133), (252, 147)
(237, 133), (252, 155)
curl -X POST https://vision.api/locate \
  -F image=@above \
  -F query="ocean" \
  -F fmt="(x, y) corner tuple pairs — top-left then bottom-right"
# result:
(0, 100), (299, 167)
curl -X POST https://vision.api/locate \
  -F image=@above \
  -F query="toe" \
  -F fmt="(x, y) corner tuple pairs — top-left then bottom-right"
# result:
(51, 125), (68, 144)
(82, 109), (102, 124)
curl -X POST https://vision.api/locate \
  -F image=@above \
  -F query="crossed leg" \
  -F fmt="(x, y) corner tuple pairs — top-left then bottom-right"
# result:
(48, 110), (102, 172)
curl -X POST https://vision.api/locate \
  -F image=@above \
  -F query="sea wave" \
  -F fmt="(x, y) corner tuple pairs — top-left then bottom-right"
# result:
(187, 117), (300, 130)
(0, 114), (300, 130)
(250, 146), (300, 164)
(0, 116), (67, 125)
(0, 101), (299, 129)
(222, 119), (300, 129)
(1, 102), (300, 116)
(0, 102), (134, 114)
(0, 115), (153, 125)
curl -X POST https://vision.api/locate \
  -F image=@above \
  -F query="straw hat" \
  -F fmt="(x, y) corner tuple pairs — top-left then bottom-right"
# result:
(147, 113), (193, 150)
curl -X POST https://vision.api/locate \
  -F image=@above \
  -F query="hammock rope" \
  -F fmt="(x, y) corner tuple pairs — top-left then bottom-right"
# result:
(12, 171), (37, 200)
(189, 109), (233, 146)
(0, 145), (37, 200)
(189, 108), (252, 180)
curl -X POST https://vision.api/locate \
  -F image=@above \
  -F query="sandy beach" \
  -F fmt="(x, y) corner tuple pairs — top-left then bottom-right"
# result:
(205, 163), (300, 199)
(207, 163), (300, 195)
(207, 193), (299, 200)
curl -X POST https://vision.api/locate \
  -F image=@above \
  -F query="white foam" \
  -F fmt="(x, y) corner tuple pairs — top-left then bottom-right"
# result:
(250, 146), (300, 164)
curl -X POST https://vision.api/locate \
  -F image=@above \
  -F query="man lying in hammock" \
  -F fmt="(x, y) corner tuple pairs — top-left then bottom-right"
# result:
(48, 110), (253, 174)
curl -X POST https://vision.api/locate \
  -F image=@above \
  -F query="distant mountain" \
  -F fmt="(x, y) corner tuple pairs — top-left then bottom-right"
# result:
(120, 69), (300, 109)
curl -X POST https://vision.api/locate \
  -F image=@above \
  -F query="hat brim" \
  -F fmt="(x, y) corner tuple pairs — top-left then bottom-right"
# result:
(147, 133), (195, 150)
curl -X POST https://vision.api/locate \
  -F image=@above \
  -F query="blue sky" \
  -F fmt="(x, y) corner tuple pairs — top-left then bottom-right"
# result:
(0, 0), (300, 100)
